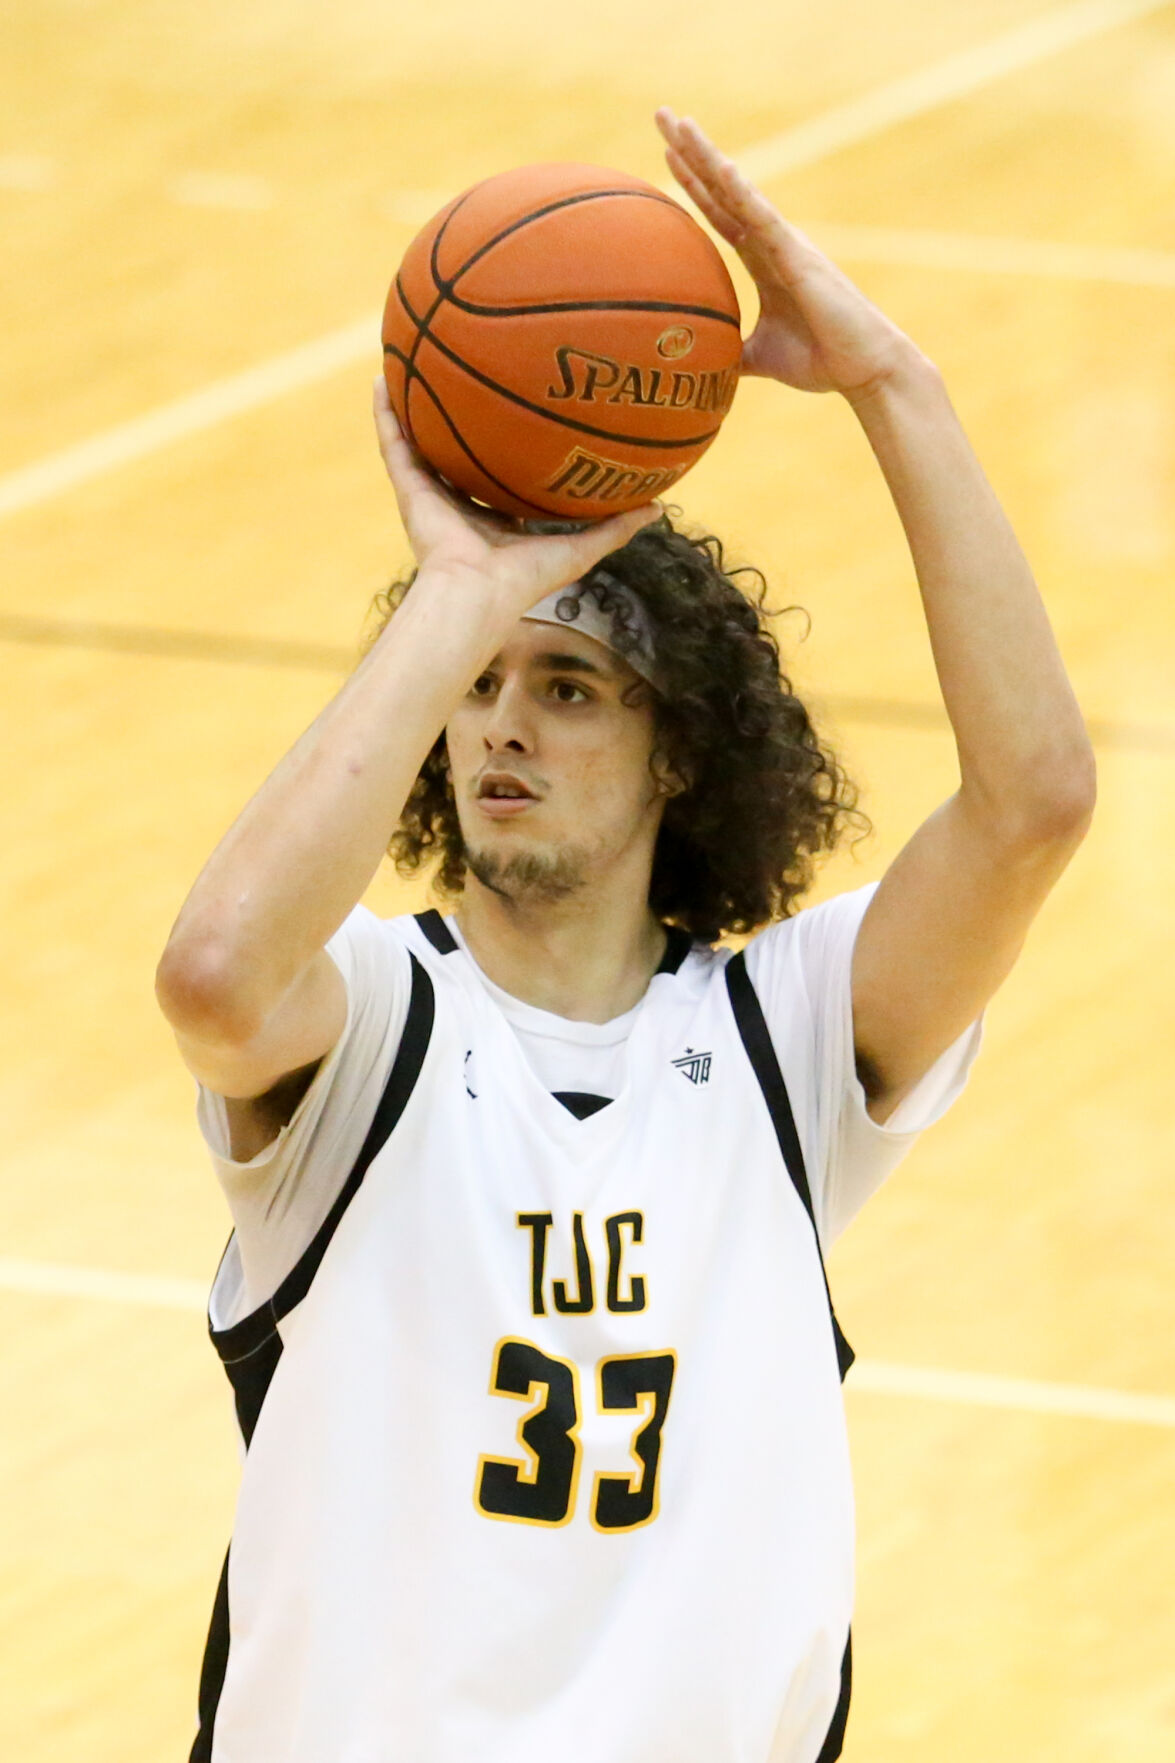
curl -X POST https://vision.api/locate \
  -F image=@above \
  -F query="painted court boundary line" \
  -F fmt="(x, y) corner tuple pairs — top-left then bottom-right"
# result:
(0, 318), (377, 521)
(0, 0), (1169, 526)
(798, 224), (1175, 292)
(0, 611), (1169, 753)
(2, 1255), (1171, 1429)
(735, 0), (1171, 184)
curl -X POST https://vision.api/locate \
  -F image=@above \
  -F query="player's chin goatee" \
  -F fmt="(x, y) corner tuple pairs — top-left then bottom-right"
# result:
(464, 844), (586, 903)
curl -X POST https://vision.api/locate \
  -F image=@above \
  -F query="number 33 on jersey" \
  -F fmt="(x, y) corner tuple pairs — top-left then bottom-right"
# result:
(475, 1208), (675, 1532)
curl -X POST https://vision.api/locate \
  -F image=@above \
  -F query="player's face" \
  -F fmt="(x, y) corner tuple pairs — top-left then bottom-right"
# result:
(445, 621), (668, 903)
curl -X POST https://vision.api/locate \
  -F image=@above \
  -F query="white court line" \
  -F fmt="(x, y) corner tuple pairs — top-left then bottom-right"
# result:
(2, 1255), (1172, 1428)
(0, 316), (379, 521)
(0, 0), (1167, 526)
(736, 0), (1174, 184)
(0, 1256), (207, 1312)
(799, 222), (1175, 290)
(851, 1359), (1175, 1429)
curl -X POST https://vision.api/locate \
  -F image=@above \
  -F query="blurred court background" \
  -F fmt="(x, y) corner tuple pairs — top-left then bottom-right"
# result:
(2, 1), (1173, 1757)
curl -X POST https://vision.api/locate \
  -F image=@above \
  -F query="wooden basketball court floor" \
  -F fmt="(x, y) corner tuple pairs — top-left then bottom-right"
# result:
(1, 1), (1172, 1756)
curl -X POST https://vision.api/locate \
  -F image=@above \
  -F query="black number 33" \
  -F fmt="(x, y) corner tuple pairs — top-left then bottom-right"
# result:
(475, 1338), (676, 1531)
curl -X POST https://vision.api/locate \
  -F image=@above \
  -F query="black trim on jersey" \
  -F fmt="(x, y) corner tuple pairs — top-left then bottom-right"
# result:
(416, 910), (693, 977)
(416, 909), (688, 980)
(190, 954), (436, 1763)
(553, 1089), (611, 1120)
(725, 949), (854, 1763)
(189, 1548), (230, 1763)
(415, 907), (459, 955)
(224, 1328), (284, 1449)
(724, 950), (855, 1381)
(209, 952), (435, 1366)
(416, 910), (685, 1125)
(816, 1633), (852, 1763)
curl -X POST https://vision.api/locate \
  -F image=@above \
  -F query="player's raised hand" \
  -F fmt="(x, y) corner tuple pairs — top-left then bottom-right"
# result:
(373, 378), (661, 609)
(655, 109), (923, 402)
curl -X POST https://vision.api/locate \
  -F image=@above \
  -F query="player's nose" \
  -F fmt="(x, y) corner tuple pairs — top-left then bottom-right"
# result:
(482, 677), (536, 755)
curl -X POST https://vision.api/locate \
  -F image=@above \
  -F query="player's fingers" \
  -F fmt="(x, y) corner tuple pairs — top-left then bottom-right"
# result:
(662, 118), (807, 275)
(373, 379), (443, 503)
(671, 118), (794, 245)
(373, 376), (411, 476)
(653, 105), (681, 143)
(372, 381), (471, 560)
(653, 106), (696, 167)
(663, 146), (745, 246)
(669, 115), (741, 197)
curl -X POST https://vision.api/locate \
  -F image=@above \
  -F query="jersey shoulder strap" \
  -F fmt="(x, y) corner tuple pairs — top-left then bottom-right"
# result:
(208, 950), (436, 1438)
(724, 949), (855, 1382)
(415, 908), (459, 955)
(193, 953), (437, 1763)
(725, 948), (854, 1762)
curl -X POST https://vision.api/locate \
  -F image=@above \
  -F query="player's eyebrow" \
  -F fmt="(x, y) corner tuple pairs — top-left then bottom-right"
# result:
(531, 650), (615, 678)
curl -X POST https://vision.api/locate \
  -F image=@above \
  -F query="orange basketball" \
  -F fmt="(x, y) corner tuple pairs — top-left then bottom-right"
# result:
(381, 163), (742, 520)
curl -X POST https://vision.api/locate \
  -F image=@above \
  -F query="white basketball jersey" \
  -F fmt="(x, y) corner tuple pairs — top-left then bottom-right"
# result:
(193, 911), (856, 1763)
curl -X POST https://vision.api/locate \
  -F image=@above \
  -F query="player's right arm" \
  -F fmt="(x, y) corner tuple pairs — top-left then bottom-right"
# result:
(155, 382), (657, 1149)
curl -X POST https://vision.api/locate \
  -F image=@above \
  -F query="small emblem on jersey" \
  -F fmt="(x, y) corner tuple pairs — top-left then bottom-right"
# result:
(464, 1048), (478, 1099)
(671, 1047), (712, 1086)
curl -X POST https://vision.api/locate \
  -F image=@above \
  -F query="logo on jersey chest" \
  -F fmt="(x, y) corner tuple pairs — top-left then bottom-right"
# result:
(671, 1046), (712, 1086)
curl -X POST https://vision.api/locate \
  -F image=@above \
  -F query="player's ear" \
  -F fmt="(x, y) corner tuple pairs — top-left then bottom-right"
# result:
(650, 745), (690, 799)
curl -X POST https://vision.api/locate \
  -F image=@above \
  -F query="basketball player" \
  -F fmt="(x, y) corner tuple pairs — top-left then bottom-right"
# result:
(156, 112), (1095, 1763)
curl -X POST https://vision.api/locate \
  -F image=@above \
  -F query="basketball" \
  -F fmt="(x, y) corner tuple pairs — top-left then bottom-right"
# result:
(381, 163), (742, 520)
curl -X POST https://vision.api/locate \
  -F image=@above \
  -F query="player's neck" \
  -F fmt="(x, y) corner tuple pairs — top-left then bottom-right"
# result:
(453, 876), (667, 1024)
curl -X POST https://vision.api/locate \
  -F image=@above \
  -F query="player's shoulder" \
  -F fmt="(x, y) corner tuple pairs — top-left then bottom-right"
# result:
(329, 900), (413, 957)
(323, 904), (442, 1004)
(329, 906), (500, 1002)
(741, 881), (880, 997)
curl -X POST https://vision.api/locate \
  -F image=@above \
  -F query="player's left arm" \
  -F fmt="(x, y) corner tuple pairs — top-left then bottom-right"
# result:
(657, 110), (1097, 1123)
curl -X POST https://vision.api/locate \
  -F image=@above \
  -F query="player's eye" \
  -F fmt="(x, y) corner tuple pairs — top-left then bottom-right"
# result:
(550, 679), (589, 703)
(469, 674), (497, 698)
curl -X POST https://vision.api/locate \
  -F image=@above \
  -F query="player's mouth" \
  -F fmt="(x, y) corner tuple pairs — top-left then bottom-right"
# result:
(475, 771), (540, 818)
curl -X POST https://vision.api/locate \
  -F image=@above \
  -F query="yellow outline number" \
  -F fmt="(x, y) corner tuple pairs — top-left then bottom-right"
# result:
(475, 1343), (677, 1532)
(475, 1338), (582, 1527)
(591, 1352), (677, 1532)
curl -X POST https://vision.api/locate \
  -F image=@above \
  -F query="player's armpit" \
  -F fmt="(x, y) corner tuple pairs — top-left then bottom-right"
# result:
(851, 786), (1092, 1123)
(159, 946), (348, 1109)
(219, 1060), (325, 1163)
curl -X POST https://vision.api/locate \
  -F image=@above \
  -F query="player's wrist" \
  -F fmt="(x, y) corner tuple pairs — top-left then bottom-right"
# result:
(376, 561), (524, 681)
(842, 346), (945, 425)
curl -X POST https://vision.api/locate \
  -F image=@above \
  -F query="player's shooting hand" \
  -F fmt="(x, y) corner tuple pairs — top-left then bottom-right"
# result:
(373, 378), (660, 610)
(655, 109), (924, 403)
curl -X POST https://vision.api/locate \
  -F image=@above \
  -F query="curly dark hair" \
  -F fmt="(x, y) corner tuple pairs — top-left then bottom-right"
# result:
(366, 513), (867, 943)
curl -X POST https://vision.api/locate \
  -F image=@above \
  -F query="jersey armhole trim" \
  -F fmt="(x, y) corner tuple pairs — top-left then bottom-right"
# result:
(415, 908), (459, 954)
(209, 952), (436, 1364)
(724, 950), (855, 1382)
(816, 1632), (852, 1762)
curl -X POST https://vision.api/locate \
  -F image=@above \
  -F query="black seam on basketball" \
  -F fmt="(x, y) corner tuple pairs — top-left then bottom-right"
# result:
(384, 342), (554, 515)
(396, 184), (729, 480)
(444, 294), (741, 326)
(386, 324), (723, 452)
(388, 279), (427, 452)
(436, 187), (682, 295)
(400, 189), (477, 447)
(393, 277), (722, 450)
